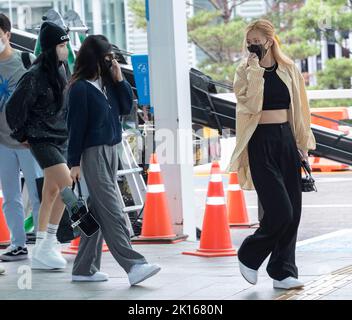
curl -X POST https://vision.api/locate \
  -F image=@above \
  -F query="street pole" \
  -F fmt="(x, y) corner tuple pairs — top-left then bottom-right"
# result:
(146, 0), (196, 241)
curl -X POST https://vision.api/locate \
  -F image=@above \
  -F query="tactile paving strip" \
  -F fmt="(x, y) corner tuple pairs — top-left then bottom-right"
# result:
(276, 265), (352, 300)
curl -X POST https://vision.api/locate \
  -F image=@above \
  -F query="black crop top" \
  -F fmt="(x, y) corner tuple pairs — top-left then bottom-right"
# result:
(262, 62), (291, 110)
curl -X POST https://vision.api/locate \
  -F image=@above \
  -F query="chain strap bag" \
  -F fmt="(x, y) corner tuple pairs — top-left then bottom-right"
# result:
(300, 157), (317, 192)
(61, 181), (100, 237)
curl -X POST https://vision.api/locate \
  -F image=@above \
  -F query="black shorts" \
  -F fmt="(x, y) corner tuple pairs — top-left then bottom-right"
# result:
(29, 141), (68, 170)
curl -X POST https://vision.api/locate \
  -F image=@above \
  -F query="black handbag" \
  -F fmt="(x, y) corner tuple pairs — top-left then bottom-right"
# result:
(61, 181), (100, 238)
(35, 177), (80, 243)
(300, 158), (317, 192)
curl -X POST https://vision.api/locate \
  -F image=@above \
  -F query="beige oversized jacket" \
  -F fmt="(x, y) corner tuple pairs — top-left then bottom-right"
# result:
(226, 60), (316, 190)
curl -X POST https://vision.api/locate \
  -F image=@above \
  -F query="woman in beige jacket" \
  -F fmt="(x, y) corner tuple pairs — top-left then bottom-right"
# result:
(226, 19), (316, 290)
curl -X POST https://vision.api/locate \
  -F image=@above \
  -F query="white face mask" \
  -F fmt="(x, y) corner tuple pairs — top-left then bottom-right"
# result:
(0, 38), (7, 54)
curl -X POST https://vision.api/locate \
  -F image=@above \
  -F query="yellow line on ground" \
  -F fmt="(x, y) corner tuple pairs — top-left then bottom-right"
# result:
(275, 265), (352, 300)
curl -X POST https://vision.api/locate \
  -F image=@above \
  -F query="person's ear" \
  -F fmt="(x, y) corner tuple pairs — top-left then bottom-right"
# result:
(5, 31), (11, 42)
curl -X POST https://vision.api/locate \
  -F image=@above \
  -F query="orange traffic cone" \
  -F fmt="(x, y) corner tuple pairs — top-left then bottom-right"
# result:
(183, 161), (236, 257)
(227, 172), (258, 228)
(0, 194), (11, 247)
(62, 237), (80, 254)
(102, 241), (109, 252)
(132, 153), (188, 244)
(62, 237), (109, 255)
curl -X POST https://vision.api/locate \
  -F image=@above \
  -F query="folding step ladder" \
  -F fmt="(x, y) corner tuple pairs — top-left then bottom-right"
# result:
(116, 129), (148, 237)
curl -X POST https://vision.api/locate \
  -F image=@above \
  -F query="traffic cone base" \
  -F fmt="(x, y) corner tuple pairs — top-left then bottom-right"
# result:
(62, 238), (110, 255)
(183, 247), (236, 258)
(62, 237), (80, 255)
(229, 222), (259, 229)
(0, 242), (10, 248)
(132, 234), (188, 244)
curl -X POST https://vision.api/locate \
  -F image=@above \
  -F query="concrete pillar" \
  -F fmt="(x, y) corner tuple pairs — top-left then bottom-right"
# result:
(335, 31), (342, 59)
(8, 0), (13, 23)
(17, 5), (25, 30)
(114, 0), (126, 49)
(321, 34), (328, 70)
(308, 55), (317, 86)
(147, 0), (196, 241)
(295, 59), (302, 72)
(92, 0), (103, 35)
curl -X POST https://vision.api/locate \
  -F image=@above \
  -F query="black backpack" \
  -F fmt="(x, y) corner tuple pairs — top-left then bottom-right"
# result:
(21, 51), (32, 70)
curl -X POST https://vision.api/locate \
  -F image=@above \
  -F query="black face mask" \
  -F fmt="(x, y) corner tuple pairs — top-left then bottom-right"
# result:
(247, 40), (269, 60)
(105, 60), (113, 70)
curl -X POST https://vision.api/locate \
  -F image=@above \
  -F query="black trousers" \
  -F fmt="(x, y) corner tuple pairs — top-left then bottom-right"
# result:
(238, 121), (302, 281)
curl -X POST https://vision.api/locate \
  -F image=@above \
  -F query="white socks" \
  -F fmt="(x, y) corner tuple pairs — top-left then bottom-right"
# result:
(46, 224), (59, 241)
(36, 224), (59, 244)
(36, 231), (46, 245)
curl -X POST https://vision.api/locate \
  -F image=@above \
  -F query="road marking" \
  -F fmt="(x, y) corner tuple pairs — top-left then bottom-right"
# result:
(296, 229), (352, 248)
(312, 170), (352, 175)
(301, 204), (352, 208)
(315, 177), (352, 182)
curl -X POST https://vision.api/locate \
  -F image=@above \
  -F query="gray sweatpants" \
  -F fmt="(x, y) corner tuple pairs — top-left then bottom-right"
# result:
(72, 144), (147, 276)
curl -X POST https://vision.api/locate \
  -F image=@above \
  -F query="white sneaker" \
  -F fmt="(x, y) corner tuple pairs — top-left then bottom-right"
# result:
(273, 277), (304, 290)
(31, 238), (67, 270)
(238, 260), (258, 285)
(128, 263), (161, 286)
(72, 272), (109, 282)
(0, 265), (5, 275)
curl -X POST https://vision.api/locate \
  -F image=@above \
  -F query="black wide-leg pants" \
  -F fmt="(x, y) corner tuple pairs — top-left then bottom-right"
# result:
(238, 121), (302, 281)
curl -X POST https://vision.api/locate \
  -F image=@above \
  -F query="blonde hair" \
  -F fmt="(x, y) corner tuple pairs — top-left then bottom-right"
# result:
(243, 19), (293, 66)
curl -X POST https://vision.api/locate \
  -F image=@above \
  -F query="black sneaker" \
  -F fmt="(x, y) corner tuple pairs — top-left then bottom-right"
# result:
(0, 246), (28, 261)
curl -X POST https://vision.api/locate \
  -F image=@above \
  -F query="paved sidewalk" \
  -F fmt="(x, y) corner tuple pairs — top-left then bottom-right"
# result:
(1, 229), (352, 300)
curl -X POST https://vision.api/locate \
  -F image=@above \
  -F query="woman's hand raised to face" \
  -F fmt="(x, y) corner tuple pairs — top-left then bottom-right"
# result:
(247, 52), (260, 68)
(111, 59), (124, 82)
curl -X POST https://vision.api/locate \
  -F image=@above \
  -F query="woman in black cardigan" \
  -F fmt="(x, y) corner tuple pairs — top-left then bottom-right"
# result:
(67, 35), (160, 285)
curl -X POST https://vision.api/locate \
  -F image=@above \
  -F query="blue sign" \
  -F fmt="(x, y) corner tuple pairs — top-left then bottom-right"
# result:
(145, 0), (149, 22)
(131, 54), (150, 106)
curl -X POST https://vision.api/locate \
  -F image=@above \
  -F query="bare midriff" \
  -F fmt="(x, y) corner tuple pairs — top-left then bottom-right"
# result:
(258, 109), (288, 124)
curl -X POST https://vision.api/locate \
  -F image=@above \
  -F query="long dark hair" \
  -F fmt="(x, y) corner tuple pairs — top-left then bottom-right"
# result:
(70, 35), (114, 89)
(33, 47), (66, 107)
